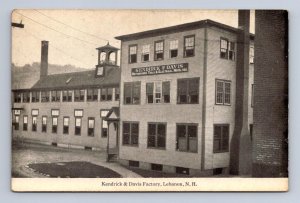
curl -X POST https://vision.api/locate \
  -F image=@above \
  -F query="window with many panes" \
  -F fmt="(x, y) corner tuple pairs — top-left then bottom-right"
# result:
(176, 124), (198, 153)
(100, 110), (109, 137)
(87, 88), (98, 101)
(51, 90), (61, 102)
(14, 92), (21, 103)
(215, 80), (231, 105)
(147, 123), (166, 149)
(42, 116), (47, 132)
(23, 92), (30, 103)
(170, 40), (178, 58)
(101, 88), (112, 101)
(88, 117), (95, 137)
(129, 45), (137, 63)
(63, 90), (72, 102)
(177, 78), (199, 104)
(74, 89), (85, 102)
(141, 44), (150, 62)
(124, 82), (141, 104)
(146, 81), (170, 104)
(154, 41), (164, 60)
(250, 46), (254, 64)
(213, 124), (229, 153)
(32, 116), (37, 132)
(115, 88), (120, 101)
(23, 115), (28, 131)
(75, 117), (81, 135)
(31, 91), (40, 103)
(122, 122), (139, 146)
(63, 117), (69, 134)
(184, 36), (195, 57)
(52, 117), (58, 133)
(41, 91), (50, 102)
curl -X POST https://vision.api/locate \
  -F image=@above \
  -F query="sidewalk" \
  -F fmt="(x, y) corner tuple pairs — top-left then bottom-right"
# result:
(12, 141), (141, 178)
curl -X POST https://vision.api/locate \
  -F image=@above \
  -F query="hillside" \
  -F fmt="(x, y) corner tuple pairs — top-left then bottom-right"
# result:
(11, 62), (87, 90)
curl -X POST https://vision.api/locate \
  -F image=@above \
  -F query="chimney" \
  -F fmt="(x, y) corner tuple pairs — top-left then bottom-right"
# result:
(229, 10), (252, 175)
(40, 41), (48, 78)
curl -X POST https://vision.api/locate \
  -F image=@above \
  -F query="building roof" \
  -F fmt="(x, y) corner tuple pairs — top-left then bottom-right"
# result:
(31, 66), (120, 90)
(96, 42), (119, 51)
(115, 19), (255, 41)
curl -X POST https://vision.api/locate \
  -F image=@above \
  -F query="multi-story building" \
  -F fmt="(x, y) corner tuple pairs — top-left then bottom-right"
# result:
(12, 41), (121, 151)
(115, 19), (254, 175)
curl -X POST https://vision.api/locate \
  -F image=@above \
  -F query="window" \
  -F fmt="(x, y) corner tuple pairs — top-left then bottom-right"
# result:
(87, 88), (98, 101)
(51, 109), (60, 117)
(14, 115), (19, 130)
(184, 36), (195, 57)
(249, 124), (253, 141)
(146, 81), (170, 104)
(63, 90), (72, 102)
(250, 46), (254, 64)
(51, 90), (61, 102)
(215, 80), (231, 105)
(31, 91), (40, 102)
(220, 38), (228, 59)
(147, 123), (166, 149)
(42, 116), (47, 132)
(23, 92), (30, 103)
(129, 45), (137, 63)
(122, 122), (139, 146)
(154, 41), (164, 60)
(52, 117), (58, 133)
(101, 88), (113, 101)
(228, 42), (235, 60)
(14, 92), (21, 103)
(23, 116), (28, 131)
(151, 164), (163, 171)
(141, 44), (150, 62)
(170, 40), (178, 58)
(88, 117), (95, 137)
(74, 109), (83, 117)
(115, 88), (120, 101)
(32, 116), (37, 132)
(63, 117), (69, 134)
(213, 124), (229, 153)
(41, 91), (50, 102)
(177, 78), (199, 104)
(124, 82), (141, 104)
(100, 110), (109, 137)
(220, 38), (235, 60)
(75, 118), (81, 135)
(176, 124), (198, 153)
(74, 89), (85, 102)
(251, 84), (254, 107)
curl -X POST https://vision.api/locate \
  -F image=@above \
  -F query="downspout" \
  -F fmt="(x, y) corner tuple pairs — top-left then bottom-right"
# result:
(201, 25), (208, 170)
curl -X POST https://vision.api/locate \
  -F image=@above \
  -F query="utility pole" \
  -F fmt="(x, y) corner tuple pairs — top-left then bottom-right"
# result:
(11, 21), (24, 28)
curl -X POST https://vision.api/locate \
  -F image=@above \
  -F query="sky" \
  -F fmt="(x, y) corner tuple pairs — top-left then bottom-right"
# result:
(11, 10), (255, 69)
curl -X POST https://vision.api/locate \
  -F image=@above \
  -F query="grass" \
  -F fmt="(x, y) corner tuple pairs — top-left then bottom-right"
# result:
(28, 161), (122, 178)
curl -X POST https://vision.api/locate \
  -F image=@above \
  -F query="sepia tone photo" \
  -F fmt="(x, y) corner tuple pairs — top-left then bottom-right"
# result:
(11, 9), (288, 192)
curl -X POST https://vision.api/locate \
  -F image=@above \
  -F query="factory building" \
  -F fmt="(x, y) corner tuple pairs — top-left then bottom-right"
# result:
(12, 41), (121, 151)
(115, 19), (254, 175)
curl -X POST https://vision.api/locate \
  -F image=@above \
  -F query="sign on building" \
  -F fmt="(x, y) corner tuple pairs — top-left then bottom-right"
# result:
(131, 63), (188, 76)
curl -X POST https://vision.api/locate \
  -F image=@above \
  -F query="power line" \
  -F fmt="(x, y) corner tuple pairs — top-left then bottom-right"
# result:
(15, 11), (98, 47)
(34, 9), (109, 43)
(22, 29), (93, 68)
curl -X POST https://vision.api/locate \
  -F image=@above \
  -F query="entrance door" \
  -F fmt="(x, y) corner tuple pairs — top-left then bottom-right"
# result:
(107, 121), (119, 156)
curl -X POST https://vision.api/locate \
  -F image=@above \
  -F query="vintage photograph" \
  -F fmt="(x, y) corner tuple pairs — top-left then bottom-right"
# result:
(11, 9), (288, 191)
